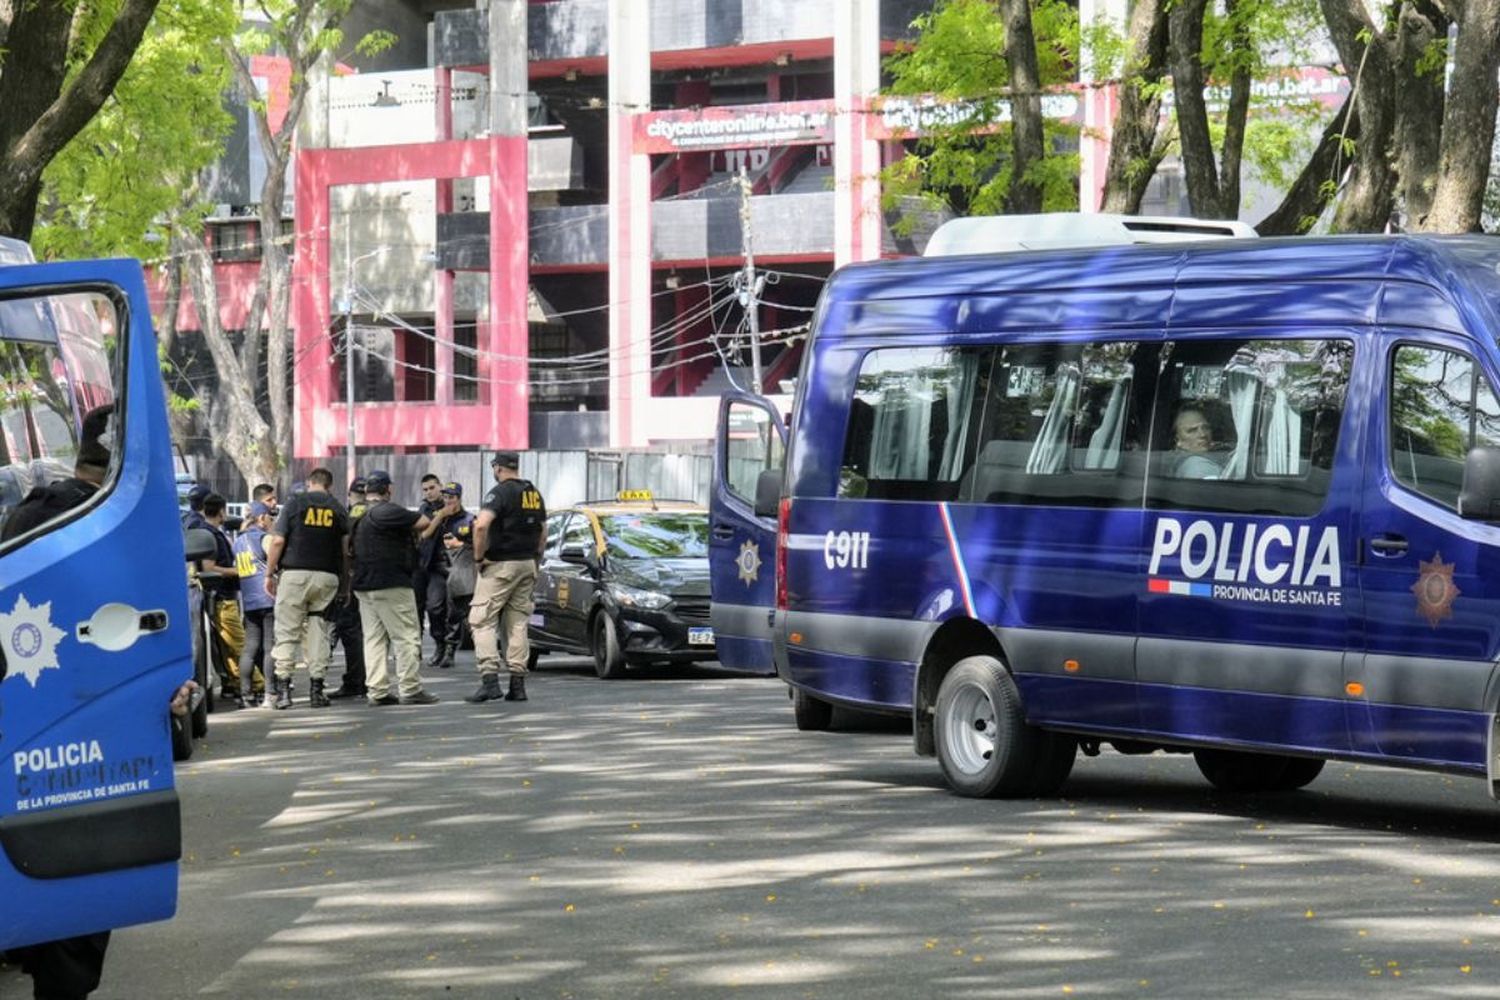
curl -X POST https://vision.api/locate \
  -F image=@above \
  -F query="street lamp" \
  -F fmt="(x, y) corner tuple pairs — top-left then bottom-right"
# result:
(339, 242), (393, 486)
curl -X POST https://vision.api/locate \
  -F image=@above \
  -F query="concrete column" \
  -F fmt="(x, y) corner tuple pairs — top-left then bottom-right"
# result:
(434, 65), (455, 406)
(834, 0), (882, 266)
(608, 0), (652, 446)
(489, 0), (529, 446)
(1078, 0), (1128, 212)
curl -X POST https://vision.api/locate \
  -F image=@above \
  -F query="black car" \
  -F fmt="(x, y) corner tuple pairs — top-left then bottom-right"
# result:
(529, 496), (715, 678)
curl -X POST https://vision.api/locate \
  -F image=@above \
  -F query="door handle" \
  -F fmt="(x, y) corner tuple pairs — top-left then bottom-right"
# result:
(76, 604), (169, 651)
(1369, 535), (1409, 557)
(711, 524), (735, 540)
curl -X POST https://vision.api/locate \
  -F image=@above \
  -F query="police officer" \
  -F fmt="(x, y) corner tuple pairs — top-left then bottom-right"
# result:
(327, 477), (370, 699)
(414, 473), (449, 662)
(351, 470), (439, 705)
(425, 482), (475, 668)
(466, 451), (546, 703)
(233, 500), (276, 706)
(199, 493), (246, 706)
(182, 482), (211, 531)
(263, 467), (349, 709)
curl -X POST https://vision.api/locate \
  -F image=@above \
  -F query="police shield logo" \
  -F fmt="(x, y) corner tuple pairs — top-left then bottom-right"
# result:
(0, 594), (66, 687)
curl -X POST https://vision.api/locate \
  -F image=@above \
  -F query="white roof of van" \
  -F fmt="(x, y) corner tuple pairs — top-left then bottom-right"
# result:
(924, 213), (1257, 257)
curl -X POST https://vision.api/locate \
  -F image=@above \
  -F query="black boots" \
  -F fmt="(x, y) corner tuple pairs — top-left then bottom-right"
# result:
(309, 678), (331, 709)
(465, 674), (503, 703)
(273, 676), (292, 710)
(504, 675), (528, 702)
(428, 643), (455, 670)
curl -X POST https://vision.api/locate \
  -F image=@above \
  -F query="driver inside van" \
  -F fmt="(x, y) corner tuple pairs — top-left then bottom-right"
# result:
(1170, 406), (1224, 479)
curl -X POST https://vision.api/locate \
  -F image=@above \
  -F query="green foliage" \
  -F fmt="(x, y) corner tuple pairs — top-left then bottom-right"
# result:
(882, 0), (1082, 217)
(32, 0), (237, 260)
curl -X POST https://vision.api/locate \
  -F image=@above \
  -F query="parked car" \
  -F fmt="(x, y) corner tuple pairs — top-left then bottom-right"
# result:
(530, 493), (715, 678)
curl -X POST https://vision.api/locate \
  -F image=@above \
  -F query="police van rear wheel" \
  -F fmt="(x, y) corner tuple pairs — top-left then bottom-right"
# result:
(593, 614), (627, 679)
(936, 656), (1061, 798)
(791, 687), (833, 731)
(1193, 749), (1322, 792)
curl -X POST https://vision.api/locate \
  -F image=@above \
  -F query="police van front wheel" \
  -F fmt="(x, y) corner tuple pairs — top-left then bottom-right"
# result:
(1193, 749), (1325, 792)
(935, 656), (1075, 798)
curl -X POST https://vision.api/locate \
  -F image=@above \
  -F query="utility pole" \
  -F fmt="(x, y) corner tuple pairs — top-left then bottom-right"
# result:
(342, 226), (355, 485)
(736, 164), (765, 396)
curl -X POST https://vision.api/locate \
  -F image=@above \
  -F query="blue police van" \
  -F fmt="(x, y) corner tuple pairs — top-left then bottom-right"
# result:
(711, 220), (1500, 799)
(0, 248), (196, 949)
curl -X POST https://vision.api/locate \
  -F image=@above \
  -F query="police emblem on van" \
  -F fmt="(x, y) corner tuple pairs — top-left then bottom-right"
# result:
(1411, 553), (1459, 627)
(0, 594), (65, 687)
(737, 539), (762, 585)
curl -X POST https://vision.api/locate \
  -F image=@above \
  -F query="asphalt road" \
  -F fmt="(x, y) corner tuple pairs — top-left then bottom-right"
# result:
(8, 651), (1500, 999)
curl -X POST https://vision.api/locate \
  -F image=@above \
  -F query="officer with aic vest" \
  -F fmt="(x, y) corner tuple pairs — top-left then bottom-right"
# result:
(263, 467), (350, 709)
(466, 451), (546, 703)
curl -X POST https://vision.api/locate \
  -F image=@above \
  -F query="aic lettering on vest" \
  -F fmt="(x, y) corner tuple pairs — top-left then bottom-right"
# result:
(520, 489), (542, 511)
(1148, 516), (1342, 589)
(303, 507), (335, 528)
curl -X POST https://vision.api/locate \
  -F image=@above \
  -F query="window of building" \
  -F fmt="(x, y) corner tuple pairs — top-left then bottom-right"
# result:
(839, 346), (986, 501)
(961, 341), (1155, 507)
(1148, 338), (1352, 516)
(454, 323), (479, 403)
(209, 220), (261, 263)
(1390, 344), (1500, 511)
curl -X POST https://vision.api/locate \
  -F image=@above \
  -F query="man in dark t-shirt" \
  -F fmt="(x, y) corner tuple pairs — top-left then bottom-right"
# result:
(466, 450), (546, 704)
(263, 467), (348, 709)
(350, 469), (438, 706)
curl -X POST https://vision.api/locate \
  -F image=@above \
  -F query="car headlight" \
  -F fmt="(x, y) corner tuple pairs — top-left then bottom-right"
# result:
(609, 583), (672, 610)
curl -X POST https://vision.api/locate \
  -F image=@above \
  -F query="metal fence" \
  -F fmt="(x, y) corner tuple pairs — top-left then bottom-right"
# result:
(194, 445), (716, 510)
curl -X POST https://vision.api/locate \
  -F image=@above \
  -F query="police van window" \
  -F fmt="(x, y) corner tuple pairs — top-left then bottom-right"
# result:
(1389, 345), (1500, 511)
(960, 341), (1153, 507)
(724, 401), (784, 506)
(0, 290), (121, 542)
(1148, 338), (1351, 517)
(839, 346), (987, 500)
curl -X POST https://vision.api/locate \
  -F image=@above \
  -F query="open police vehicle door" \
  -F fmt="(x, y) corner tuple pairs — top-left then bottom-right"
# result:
(0, 255), (190, 950)
(710, 391), (785, 674)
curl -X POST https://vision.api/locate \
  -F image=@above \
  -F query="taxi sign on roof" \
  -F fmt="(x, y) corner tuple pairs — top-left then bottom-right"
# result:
(616, 489), (653, 502)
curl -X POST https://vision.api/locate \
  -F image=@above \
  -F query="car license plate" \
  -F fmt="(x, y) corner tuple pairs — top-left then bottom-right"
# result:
(688, 626), (714, 646)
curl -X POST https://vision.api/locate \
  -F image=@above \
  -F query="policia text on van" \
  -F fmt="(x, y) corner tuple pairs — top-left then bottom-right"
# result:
(710, 223), (1500, 801)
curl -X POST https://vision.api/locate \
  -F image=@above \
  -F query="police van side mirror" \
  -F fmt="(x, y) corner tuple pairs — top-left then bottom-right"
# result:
(184, 527), (216, 561)
(1459, 447), (1500, 521)
(754, 469), (782, 519)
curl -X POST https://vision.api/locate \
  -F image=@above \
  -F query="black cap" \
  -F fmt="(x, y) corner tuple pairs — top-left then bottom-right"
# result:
(365, 469), (393, 492)
(490, 451), (520, 470)
(349, 477), (367, 493)
(187, 483), (212, 507)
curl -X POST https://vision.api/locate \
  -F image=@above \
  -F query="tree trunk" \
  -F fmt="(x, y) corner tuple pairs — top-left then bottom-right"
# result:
(1169, 0), (1224, 218)
(999, 0), (1046, 213)
(1421, 0), (1500, 232)
(1319, 0), (1398, 232)
(0, 0), (162, 239)
(1255, 93), (1360, 235)
(177, 230), (280, 486)
(1216, 0), (1254, 218)
(1101, 0), (1170, 214)
(1392, 2), (1448, 228)
(159, 254), (182, 355)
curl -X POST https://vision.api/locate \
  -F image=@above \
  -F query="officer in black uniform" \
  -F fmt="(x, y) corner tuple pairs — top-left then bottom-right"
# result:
(466, 451), (546, 703)
(327, 476), (369, 699)
(413, 473), (449, 662)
